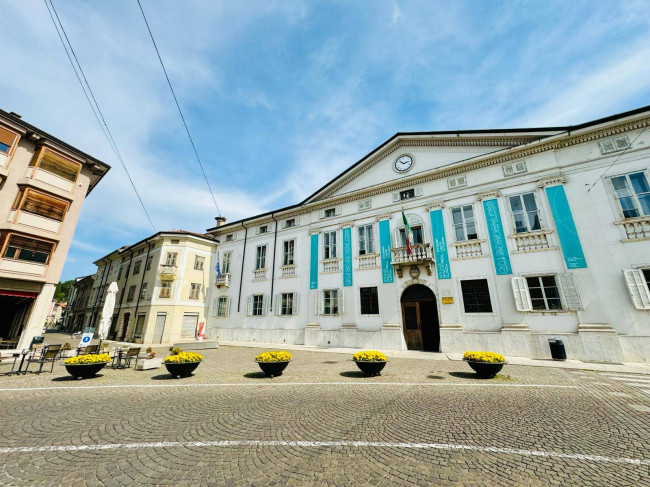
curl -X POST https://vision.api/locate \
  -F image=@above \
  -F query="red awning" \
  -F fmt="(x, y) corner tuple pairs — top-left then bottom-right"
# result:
(0, 290), (38, 298)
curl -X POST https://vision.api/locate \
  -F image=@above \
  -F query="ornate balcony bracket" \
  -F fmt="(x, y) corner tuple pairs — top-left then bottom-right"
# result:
(390, 243), (434, 278)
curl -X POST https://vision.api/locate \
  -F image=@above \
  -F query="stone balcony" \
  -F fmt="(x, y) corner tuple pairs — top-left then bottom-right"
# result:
(390, 243), (434, 278)
(215, 273), (231, 287)
(615, 216), (650, 241)
(253, 268), (267, 281)
(450, 239), (485, 259)
(510, 230), (553, 252)
(281, 265), (296, 278)
(158, 264), (177, 281)
(322, 258), (341, 273)
(357, 253), (379, 269)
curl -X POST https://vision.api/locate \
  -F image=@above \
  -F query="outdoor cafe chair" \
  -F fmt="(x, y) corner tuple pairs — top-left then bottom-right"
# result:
(24, 344), (61, 374)
(0, 354), (18, 376)
(77, 344), (99, 356)
(121, 347), (142, 369)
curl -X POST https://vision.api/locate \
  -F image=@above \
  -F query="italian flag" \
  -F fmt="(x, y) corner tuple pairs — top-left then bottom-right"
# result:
(402, 209), (413, 256)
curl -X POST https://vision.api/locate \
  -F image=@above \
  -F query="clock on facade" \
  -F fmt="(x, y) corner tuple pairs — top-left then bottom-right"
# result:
(394, 154), (413, 172)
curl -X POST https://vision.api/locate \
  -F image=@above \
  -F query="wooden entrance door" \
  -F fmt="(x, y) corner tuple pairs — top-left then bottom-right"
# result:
(402, 303), (423, 350)
(401, 284), (440, 352)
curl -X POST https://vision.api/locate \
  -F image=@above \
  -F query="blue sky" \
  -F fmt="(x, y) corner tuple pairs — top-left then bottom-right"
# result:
(2, 0), (650, 281)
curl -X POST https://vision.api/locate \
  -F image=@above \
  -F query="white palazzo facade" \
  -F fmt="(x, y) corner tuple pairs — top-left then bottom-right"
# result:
(205, 106), (650, 362)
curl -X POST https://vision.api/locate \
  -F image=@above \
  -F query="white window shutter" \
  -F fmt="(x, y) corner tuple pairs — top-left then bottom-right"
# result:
(511, 277), (532, 312)
(339, 288), (344, 314)
(263, 294), (270, 315)
(556, 273), (582, 310)
(319, 210), (325, 219)
(226, 298), (231, 317)
(623, 269), (650, 310)
(246, 295), (253, 316)
(392, 192), (400, 202)
(315, 291), (322, 315)
(275, 294), (281, 316)
(213, 298), (218, 316)
(293, 292), (299, 315)
(415, 186), (424, 197)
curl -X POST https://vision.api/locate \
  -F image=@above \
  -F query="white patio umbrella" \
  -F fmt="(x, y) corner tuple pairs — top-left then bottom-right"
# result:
(97, 282), (119, 349)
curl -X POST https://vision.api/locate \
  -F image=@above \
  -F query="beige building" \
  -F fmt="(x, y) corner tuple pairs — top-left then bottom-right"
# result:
(88, 231), (217, 345)
(65, 274), (95, 333)
(0, 109), (110, 350)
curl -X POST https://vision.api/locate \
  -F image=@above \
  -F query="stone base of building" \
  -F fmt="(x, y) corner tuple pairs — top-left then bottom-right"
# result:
(304, 323), (405, 350)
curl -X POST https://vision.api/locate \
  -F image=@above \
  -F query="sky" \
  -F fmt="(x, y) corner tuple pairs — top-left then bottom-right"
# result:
(2, 0), (650, 281)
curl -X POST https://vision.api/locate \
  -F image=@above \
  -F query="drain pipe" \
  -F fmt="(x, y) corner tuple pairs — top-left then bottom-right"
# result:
(129, 240), (153, 342)
(269, 213), (278, 313)
(237, 222), (248, 312)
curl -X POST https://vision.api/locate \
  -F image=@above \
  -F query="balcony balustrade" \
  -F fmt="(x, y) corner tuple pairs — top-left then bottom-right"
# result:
(451, 239), (485, 259)
(357, 253), (379, 269)
(390, 243), (434, 278)
(510, 230), (552, 252)
(615, 216), (650, 241)
(322, 259), (341, 273)
(158, 264), (177, 281)
(215, 273), (231, 287)
(253, 268), (267, 280)
(281, 265), (296, 278)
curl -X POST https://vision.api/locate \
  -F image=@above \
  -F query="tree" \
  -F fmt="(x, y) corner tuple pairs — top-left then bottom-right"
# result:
(54, 280), (74, 303)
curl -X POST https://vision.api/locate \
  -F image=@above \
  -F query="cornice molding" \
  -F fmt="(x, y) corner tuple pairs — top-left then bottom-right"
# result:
(339, 220), (355, 229)
(375, 213), (392, 222)
(476, 190), (502, 201)
(537, 174), (569, 188)
(425, 201), (445, 211)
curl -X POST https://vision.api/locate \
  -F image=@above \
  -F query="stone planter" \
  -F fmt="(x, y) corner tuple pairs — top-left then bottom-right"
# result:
(256, 360), (290, 378)
(64, 362), (108, 380)
(136, 358), (162, 371)
(354, 360), (387, 377)
(465, 360), (505, 378)
(59, 349), (76, 359)
(164, 361), (201, 378)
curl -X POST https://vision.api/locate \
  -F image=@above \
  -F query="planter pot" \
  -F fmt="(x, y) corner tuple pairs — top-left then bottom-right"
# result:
(256, 360), (290, 377)
(164, 361), (201, 378)
(136, 358), (162, 371)
(64, 362), (108, 380)
(60, 350), (76, 358)
(465, 360), (505, 379)
(354, 360), (387, 377)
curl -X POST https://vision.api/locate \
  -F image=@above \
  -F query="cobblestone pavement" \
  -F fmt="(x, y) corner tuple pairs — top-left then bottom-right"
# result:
(0, 346), (649, 486)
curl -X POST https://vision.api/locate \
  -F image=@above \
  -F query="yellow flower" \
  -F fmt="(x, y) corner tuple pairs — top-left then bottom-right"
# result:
(353, 350), (387, 362)
(462, 351), (505, 364)
(64, 353), (111, 365)
(255, 351), (292, 363)
(163, 351), (203, 363)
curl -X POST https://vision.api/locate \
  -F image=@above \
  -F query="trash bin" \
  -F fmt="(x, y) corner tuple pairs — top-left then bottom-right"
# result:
(29, 336), (45, 350)
(548, 338), (567, 361)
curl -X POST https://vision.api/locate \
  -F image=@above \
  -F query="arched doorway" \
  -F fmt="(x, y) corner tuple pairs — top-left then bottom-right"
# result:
(401, 284), (440, 351)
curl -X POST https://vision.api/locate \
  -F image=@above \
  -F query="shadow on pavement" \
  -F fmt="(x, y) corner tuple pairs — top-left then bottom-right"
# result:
(448, 371), (487, 380)
(339, 371), (368, 378)
(150, 374), (179, 380)
(52, 374), (105, 382)
(243, 372), (269, 379)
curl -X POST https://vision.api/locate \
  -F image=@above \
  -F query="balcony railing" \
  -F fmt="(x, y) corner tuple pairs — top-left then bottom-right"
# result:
(253, 268), (267, 280)
(510, 230), (552, 252)
(322, 258), (341, 273)
(357, 253), (379, 269)
(158, 264), (178, 281)
(615, 216), (650, 241)
(390, 243), (434, 278)
(215, 273), (231, 287)
(451, 239), (485, 259)
(281, 265), (296, 278)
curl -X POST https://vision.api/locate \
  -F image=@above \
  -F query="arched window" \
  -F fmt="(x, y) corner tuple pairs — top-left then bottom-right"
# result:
(395, 213), (425, 247)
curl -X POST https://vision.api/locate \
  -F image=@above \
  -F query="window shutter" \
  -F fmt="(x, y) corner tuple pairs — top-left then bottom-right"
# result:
(275, 294), (281, 316)
(246, 295), (253, 316)
(339, 288), (344, 314)
(319, 210), (325, 219)
(415, 186), (424, 197)
(315, 291), (322, 315)
(556, 273), (582, 310)
(213, 298), (218, 316)
(392, 192), (400, 202)
(293, 292), (299, 315)
(623, 269), (650, 310)
(263, 294), (270, 315)
(511, 277), (532, 312)
(335, 206), (342, 216)
(226, 298), (231, 317)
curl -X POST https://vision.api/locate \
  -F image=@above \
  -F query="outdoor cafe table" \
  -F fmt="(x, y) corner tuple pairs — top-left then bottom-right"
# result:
(112, 349), (126, 369)
(4, 350), (30, 375)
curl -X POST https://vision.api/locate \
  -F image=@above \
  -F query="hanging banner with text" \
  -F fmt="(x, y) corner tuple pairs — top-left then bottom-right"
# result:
(545, 185), (587, 269)
(342, 227), (353, 287)
(482, 198), (512, 275)
(378, 219), (394, 284)
(429, 209), (451, 279)
(309, 233), (319, 289)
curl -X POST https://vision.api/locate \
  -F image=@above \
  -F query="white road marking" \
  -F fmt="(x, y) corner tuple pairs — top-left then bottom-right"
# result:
(0, 440), (647, 465)
(622, 382), (650, 388)
(608, 377), (650, 383)
(600, 373), (650, 378)
(641, 390), (650, 395)
(0, 382), (577, 392)
(629, 404), (650, 413)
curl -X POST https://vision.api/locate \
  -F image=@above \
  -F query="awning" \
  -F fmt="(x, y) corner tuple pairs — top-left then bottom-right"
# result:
(0, 290), (38, 298)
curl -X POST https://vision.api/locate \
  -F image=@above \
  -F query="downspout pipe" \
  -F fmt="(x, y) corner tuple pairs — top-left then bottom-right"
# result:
(237, 222), (248, 312)
(269, 213), (278, 313)
(129, 240), (153, 342)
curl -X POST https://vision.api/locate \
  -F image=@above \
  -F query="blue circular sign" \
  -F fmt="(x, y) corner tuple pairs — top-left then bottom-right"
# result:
(81, 335), (91, 344)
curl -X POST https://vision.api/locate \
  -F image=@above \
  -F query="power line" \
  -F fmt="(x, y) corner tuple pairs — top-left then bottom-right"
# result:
(136, 0), (222, 217)
(44, 0), (157, 232)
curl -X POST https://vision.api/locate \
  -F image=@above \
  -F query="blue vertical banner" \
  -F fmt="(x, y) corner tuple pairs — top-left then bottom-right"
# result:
(378, 219), (394, 284)
(482, 198), (512, 275)
(429, 209), (451, 280)
(342, 227), (353, 287)
(545, 185), (587, 269)
(309, 233), (319, 289)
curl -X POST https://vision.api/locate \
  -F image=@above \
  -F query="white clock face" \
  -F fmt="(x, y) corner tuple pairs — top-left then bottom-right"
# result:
(394, 155), (413, 172)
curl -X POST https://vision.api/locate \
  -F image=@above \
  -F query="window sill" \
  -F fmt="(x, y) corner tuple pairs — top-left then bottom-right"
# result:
(527, 310), (573, 315)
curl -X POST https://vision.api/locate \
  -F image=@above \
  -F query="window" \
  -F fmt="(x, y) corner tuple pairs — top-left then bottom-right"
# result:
(283, 240), (295, 266)
(11, 188), (69, 222)
(509, 192), (542, 233)
(259, 225), (268, 234)
(502, 161), (527, 177)
(189, 283), (201, 300)
(225, 234), (234, 242)
(165, 252), (177, 266)
(610, 172), (650, 218)
(358, 224), (374, 255)
(251, 294), (264, 316)
(599, 135), (630, 154)
(324, 208), (336, 218)
(29, 148), (81, 183)
(127, 285), (136, 302)
(216, 296), (230, 317)
(117, 265), (123, 280)
(171, 239), (180, 244)
(285, 218), (296, 228)
(447, 175), (467, 189)
(461, 279), (493, 313)
(159, 281), (171, 298)
(323, 290), (339, 315)
(146, 255), (153, 271)
(451, 205), (478, 241)
(133, 260), (142, 275)
(526, 276), (562, 311)
(140, 282), (148, 299)
(134, 314), (146, 339)
(255, 245), (267, 270)
(622, 269), (650, 310)
(280, 293), (294, 315)
(324, 231), (337, 259)
(2, 234), (55, 264)
(360, 287), (379, 314)
(194, 255), (205, 270)
(222, 251), (232, 274)
(0, 126), (18, 155)
(358, 199), (372, 211)
(645, 269), (650, 290)
(400, 189), (415, 200)
(399, 226), (423, 245)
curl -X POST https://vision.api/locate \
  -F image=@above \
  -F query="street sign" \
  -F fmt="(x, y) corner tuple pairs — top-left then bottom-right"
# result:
(78, 332), (94, 348)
